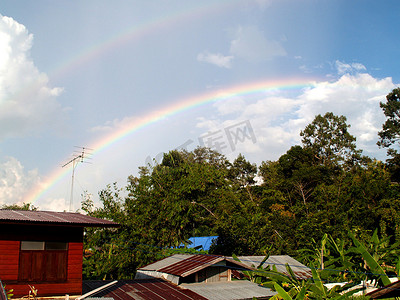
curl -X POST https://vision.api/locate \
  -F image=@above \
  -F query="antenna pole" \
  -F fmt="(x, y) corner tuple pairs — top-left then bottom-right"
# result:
(69, 159), (77, 212)
(62, 147), (92, 212)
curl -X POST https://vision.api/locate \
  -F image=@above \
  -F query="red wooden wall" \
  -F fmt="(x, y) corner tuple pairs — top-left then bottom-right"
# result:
(0, 240), (19, 282)
(0, 225), (84, 297)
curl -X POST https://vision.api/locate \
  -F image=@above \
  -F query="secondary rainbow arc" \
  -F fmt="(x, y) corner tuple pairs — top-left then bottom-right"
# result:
(25, 79), (316, 205)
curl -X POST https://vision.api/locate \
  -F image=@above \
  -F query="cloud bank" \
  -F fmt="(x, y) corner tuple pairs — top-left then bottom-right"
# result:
(199, 66), (396, 161)
(0, 157), (39, 205)
(0, 16), (67, 207)
(0, 15), (64, 140)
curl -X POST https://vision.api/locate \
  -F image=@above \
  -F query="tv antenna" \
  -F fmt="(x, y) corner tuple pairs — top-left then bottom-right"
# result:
(62, 146), (93, 212)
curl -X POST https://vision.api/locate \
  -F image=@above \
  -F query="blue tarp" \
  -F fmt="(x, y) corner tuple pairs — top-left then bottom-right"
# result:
(187, 236), (218, 251)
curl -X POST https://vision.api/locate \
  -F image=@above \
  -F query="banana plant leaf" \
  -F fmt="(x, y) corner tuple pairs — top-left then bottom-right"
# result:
(272, 282), (293, 300)
(349, 232), (391, 287)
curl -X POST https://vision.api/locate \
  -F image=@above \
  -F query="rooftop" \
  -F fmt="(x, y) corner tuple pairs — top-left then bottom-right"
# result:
(0, 210), (119, 227)
(366, 280), (400, 299)
(82, 279), (208, 300)
(139, 254), (253, 278)
(180, 280), (276, 300)
(236, 255), (312, 280)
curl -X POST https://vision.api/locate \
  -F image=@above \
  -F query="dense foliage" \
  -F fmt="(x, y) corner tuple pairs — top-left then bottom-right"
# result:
(241, 230), (400, 299)
(81, 89), (400, 280)
(1, 203), (37, 210)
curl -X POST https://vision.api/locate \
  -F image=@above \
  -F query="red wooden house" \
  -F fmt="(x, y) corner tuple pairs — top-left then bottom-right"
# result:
(0, 209), (118, 297)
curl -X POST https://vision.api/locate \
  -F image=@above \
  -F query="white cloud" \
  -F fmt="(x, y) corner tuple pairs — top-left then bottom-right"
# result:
(335, 60), (366, 75)
(89, 119), (120, 133)
(197, 25), (285, 68)
(0, 15), (64, 140)
(197, 52), (233, 69)
(213, 96), (246, 115)
(196, 117), (221, 130)
(37, 197), (70, 212)
(230, 26), (286, 62)
(0, 157), (40, 205)
(296, 73), (394, 156)
(89, 114), (150, 134)
(198, 71), (396, 162)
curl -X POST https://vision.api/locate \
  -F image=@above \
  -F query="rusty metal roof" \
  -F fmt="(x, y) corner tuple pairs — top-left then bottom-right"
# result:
(158, 254), (224, 277)
(140, 254), (253, 278)
(366, 280), (400, 299)
(82, 279), (208, 300)
(0, 210), (119, 227)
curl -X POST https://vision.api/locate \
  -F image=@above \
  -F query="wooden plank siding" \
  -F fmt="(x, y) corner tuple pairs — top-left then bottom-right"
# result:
(0, 241), (19, 281)
(1, 240), (84, 297)
(67, 242), (83, 293)
(0, 241), (83, 297)
(0, 211), (119, 298)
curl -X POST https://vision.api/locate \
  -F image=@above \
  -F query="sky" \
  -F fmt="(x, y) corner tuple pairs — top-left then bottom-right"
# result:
(0, 0), (399, 211)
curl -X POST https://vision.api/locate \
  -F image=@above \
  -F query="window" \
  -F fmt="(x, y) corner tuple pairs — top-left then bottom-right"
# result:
(19, 241), (68, 282)
(46, 242), (68, 250)
(21, 241), (44, 250)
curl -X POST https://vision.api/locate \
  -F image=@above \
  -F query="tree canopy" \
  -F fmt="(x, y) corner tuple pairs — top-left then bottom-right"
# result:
(300, 112), (361, 168)
(378, 87), (400, 181)
(378, 87), (400, 152)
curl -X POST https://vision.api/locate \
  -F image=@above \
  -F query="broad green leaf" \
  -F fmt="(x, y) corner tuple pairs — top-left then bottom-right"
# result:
(311, 267), (326, 297)
(349, 232), (391, 286)
(274, 282), (293, 300)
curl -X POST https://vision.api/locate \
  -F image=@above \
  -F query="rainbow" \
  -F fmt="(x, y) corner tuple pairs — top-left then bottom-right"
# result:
(49, 1), (239, 81)
(25, 78), (316, 205)
(19, 1), (318, 205)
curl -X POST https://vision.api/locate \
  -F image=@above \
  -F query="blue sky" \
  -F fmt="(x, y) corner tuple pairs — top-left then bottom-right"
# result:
(0, 0), (399, 210)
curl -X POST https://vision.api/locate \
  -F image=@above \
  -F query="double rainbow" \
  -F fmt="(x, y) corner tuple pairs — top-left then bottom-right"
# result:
(19, 1), (317, 205)
(25, 79), (315, 205)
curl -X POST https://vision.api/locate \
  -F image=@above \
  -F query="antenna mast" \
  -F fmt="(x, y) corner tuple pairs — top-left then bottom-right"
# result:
(62, 147), (92, 212)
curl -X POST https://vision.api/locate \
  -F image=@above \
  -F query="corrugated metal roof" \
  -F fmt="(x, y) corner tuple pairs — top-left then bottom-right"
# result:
(140, 254), (195, 271)
(82, 279), (208, 300)
(158, 254), (225, 277)
(366, 280), (400, 299)
(180, 280), (276, 300)
(0, 210), (119, 227)
(139, 254), (311, 282)
(141, 254), (254, 279)
(237, 255), (312, 280)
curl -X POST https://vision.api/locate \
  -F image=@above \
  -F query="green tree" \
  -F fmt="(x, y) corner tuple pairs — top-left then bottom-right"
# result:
(228, 153), (257, 187)
(83, 147), (265, 278)
(81, 184), (141, 280)
(258, 115), (392, 251)
(125, 148), (239, 248)
(378, 88), (400, 153)
(377, 87), (400, 181)
(300, 112), (361, 168)
(1, 202), (37, 210)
